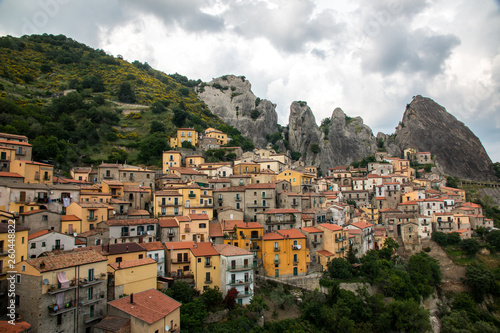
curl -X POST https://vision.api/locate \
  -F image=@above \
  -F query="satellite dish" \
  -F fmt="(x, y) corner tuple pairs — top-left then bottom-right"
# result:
(73, 233), (77, 237)
(43, 279), (49, 285)
(165, 325), (169, 331)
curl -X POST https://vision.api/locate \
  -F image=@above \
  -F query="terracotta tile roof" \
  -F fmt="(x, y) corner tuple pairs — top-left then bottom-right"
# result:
(262, 232), (283, 240)
(0, 139), (31, 146)
(109, 257), (156, 270)
(175, 216), (191, 222)
(164, 241), (196, 250)
(26, 249), (107, 272)
(222, 220), (242, 231)
(0, 223), (29, 233)
(158, 218), (179, 228)
(0, 172), (24, 178)
(75, 239), (86, 245)
(61, 215), (81, 221)
(190, 242), (219, 257)
(155, 190), (182, 196)
(76, 228), (108, 238)
(109, 198), (130, 204)
(214, 243), (252, 256)
(316, 249), (335, 257)
(213, 185), (246, 192)
(245, 183), (276, 189)
(123, 185), (148, 193)
(19, 209), (47, 216)
(277, 229), (306, 239)
(209, 223), (223, 238)
(0, 320), (32, 332)
(229, 174), (252, 178)
(170, 167), (205, 175)
(318, 223), (343, 231)
(235, 222), (263, 229)
(188, 213), (209, 220)
(99, 163), (122, 168)
(264, 208), (300, 214)
(93, 316), (130, 332)
(103, 242), (145, 255)
(103, 218), (158, 226)
(139, 241), (164, 251)
(350, 221), (374, 229)
(75, 202), (109, 208)
(374, 228), (387, 237)
(301, 226), (323, 233)
(28, 229), (51, 240)
(102, 180), (124, 186)
(127, 209), (150, 216)
(208, 179), (231, 183)
(348, 229), (361, 235)
(108, 289), (181, 324)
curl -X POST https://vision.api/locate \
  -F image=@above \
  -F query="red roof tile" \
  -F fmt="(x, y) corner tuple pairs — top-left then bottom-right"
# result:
(26, 249), (107, 272)
(301, 227), (323, 233)
(61, 215), (81, 221)
(158, 218), (179, 228)
(190, 242), (219, 257)
(350, 221), (374, 229)
(108, 289), (181, 324)
(316, 249), (335, 257)
(209, 223), (223, 238)
(318, 223), (343, 231)
(235, 222), (263, 229)
(188, 213), (209, 220)
(28, 229), (50, 240)
(164, 241), (196, 250)
(0, 172), (24, 178)
(214, 244), (252, 256)
(139, 242), (164, 251)
(277, 229), (306, 239)
(103, 218), (158, 226)
(264, 208), (300, 214)
(109, 257), (156, 270)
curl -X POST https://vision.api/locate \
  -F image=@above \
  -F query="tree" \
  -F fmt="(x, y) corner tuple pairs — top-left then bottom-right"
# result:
(432, 232), (448, 247)
(107, 148), (128, 164)
(447, 232), (462, 245)
(247, 294), (269, 315)
(163, 281), (195, 304)
(151, 100), (167, 114)
(172, 106), (187, 127)
(486, 230), (500, 251)
(310, 144), (319, 154)
(224, 287), (238, 309)
(465, 263), (497, 302)
(138, 133), (170, 165)
(385, 300), (431, 332)
(461, 238), (481, 256)
(199, 286), (223, 309)
(379, 237), (399, 260)
(326, 258), (353, 279)
(291, 151), (302, 161)
(408, 252), (441, 298)
(181, 140), (195, 150)
(117, 82), (136, 103)
(150, 120), (165, 134)
(180, 298), (207, 332)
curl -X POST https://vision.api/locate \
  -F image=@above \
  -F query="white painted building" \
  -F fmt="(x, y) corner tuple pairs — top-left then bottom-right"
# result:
(28, 230), (83, 258)
(214, 244), (254, 305)
(140, 241), (166, 277)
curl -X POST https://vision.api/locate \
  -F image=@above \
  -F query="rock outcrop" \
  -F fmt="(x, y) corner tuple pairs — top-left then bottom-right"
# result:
(394, 95), (496, 181)
(196, 75), (278, 148)
(319, 108), (377, 168)
(288, 101), (322, 166)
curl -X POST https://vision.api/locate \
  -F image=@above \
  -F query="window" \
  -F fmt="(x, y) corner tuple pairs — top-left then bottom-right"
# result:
(88, 287), (93, 300)
(42, 215), (48, 221)
(88, 268), (94, 282)
(205, 257), (211, 266)
(205, 272), (211, 282)
(57, 314), (62, 325)
(16, 274), (21, 283)
(139, 254), (143, 259)
(115, 257), (122, 263)
(30, 243), (36, 249)
(41, 242), (46, 247)
(199, 223), (206, 228)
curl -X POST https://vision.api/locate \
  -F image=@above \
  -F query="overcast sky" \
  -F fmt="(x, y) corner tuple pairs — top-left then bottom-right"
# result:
(0, 0), (499, 162)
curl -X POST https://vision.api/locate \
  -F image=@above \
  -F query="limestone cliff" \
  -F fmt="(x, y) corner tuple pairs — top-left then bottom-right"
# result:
(394, 95), (496, 181)
(288, 101), (322, 165)
(196, 75), (278, 148)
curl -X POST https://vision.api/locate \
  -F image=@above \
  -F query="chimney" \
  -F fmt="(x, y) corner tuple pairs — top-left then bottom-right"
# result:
(130, 293), (134, 304)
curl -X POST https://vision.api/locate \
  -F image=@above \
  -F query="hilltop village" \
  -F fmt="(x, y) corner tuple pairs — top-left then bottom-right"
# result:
(0, 127), (493, 333)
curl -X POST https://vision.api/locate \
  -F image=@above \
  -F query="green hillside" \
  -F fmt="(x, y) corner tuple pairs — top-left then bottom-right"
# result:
(0, 34), (252, 171)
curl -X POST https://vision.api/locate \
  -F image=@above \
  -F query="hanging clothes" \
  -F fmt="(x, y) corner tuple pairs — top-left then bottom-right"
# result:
(63, 197), (71, 207)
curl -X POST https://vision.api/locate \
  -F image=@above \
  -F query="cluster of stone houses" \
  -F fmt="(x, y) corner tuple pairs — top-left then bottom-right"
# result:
(0, 129), (494, 332)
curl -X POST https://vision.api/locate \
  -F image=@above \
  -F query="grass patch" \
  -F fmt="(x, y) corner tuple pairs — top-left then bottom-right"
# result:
(444, 245), (477, 266)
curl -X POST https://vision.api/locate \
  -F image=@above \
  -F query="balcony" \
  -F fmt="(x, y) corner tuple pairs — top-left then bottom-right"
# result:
(227, 264), (251, 272)
(0, 248), (9, 256)
(235, 196), (242, 201)
(168, 232), (176, 237)
(236, 291), (253, 298)
(218, 197), (223, 202)
(336, 247), (345, 253)
(52, 244), (64, 251)
(184, 227), (191, 233)
(188, 193), (196, 198)
(262, 194), (272, 199)
(229, 278), (253, 286)
(274, 259), (280, 264)
(292, 245), (301, 250)
(87, 216), (97, 221)
(79, 276), (105, 288)
(47, 283), (77, 295)
(48, 302), (76, 316)
(204, 279), (213, 284)
(43, 175), (51, 181)
(311, 240), (321, 246)
(102, 174), (114, 179)
(204, 263), (212, 268)
(249, 245), (260, 251)
(273, 246), (280, 252)
(291, 202), (299, 207)
(121, 232), (130, 237)
(171, 259), (190, 264)
(335, 238), (344, 243)
(84, 311), (104, 324)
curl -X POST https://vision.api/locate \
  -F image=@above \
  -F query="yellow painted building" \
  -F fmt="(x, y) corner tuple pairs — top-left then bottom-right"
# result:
(170, 128), (198, 148)
(10, 160), (53, 184)
(162, 150), (182, 173)
(108, 257), (157, 295)
(185, 155), (205, 168)
(276, 169), (314, 193)
(0, 146), (15, 171)
(80, 191), (112, 204)
(60, 215), (82, 235)
(223, 222), (263, 260)
(316, 249), (336, 272)
(0, 223), (29, 278)
(165, 241), (195, 277)
(154, 190), (183, 217)
(66, 202), (109, 232)
(262, 229), (309, 278)
(182, 213), (210, 243)
(190, 242), (221, 292)
(360, 206), (379, 224)
(317, 223), (348, 258)
(101, 180), (124, 199)
(168, 185), (214, 219)
(205, 128), (228, 145)
(234, 162), (260, 175)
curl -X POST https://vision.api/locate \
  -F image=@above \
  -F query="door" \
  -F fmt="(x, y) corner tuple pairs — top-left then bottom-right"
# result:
(275, 269), (279, 278)
(293, 267), (298, 276)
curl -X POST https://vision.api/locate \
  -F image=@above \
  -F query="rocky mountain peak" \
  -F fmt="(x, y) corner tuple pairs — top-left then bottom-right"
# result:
(394, 95), (496, 181)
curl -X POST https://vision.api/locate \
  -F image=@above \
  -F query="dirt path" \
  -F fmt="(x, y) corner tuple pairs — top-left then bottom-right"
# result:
(422, 239), (468, 293)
